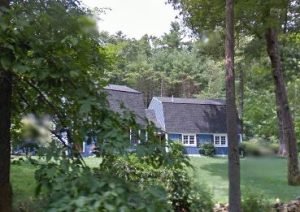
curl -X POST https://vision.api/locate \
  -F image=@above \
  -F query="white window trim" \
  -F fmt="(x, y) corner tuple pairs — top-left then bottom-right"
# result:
(213, 134), (228, 147)
(182, 134), (197, 147)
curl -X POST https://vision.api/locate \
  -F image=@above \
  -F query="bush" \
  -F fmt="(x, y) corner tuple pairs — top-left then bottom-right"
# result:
(242, 189), (271, 212)
(270, 143), (279, 155)
(201, 143), (215, 157)
(34, 147), (170, 211)
(34, 139), (214, 211)
(240, 141), (261, 156)
(188, 184), (213, 212)
(239, 138), (278, 157)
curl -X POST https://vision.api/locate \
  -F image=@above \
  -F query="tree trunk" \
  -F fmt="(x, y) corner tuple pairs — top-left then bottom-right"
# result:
(238, 65), (244, 137)
(0, 70), (12, 212)
(276, 98), (287, 157)
(0, 1), (12, 211)
(265, 28), (300, 185)
(160, 78), (164, 97)
(225, 0), (241, 211)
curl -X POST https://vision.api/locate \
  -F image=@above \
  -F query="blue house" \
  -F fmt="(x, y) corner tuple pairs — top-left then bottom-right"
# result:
(147, 97), (242, 156)
(82, 84), (147, 156)
(82, 84), (242, 156)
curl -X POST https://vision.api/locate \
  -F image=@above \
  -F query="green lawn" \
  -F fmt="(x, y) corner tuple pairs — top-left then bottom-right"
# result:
(189, 157), (300, 203)
(11, 157), (300, 209)
(11, 162), (38, 211)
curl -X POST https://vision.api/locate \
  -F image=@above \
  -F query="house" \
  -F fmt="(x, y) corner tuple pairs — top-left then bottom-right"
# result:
(104, 84), (147, 126)
(82, 84), (147, 155)
(83, 84), (242, 156)
(147, 97), (242, 155)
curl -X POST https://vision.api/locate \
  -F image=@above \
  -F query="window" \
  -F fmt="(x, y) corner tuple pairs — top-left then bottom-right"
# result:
(182, 134), (197, 146)
(215, 136), (220, 145)
(214, 134), (227, 147)
(183, 135), (189, 145)
(221, 136), (226, 145)
(130, 129), (139, 145)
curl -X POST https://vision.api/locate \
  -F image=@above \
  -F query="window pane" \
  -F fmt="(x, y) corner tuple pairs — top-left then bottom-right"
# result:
(183, 135), (189, 144)
(189, 135), (195, 144)
(131, 130), (139, 145)
(215, 136), (220, 145)
(221, 136), (226, 145)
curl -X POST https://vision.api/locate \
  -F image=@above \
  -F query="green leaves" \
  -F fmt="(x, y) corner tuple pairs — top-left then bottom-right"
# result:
(0, 56), (11, 70)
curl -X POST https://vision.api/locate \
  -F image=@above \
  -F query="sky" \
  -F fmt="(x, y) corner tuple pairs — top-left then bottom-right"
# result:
(82, 0), (178, 39)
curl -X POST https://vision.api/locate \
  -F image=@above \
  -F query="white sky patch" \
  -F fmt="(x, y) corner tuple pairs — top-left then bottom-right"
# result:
(82, 0), (178, 39)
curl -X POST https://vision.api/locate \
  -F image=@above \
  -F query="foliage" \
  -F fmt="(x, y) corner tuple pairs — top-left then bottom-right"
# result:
(1, 0), (204, 211)
(101, 21), (300, 148)
(99, 141), (213, 212)
(242, 189), (271, 212)
(200, 143), (215, 157)
(0, 0), (114, 149)
(33, 142), (170, 211)
(239, 138), (279, 157)
(166, 0), (300, 155)
(30, 120), (213, 212)
(102, 22), (225, 105)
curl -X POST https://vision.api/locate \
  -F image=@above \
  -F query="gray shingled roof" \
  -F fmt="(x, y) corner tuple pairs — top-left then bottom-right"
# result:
(145, 109), (162, 129)
(154, 97), (240, 134)
(104, 85), (146, 126)
(155, 97), (226, 105)
(104, 84), (141, 93)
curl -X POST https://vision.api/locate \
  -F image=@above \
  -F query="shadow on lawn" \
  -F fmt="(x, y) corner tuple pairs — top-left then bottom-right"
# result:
(197, 157), (300, 202)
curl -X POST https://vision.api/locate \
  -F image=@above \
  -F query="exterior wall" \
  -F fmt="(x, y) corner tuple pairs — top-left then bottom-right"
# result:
(148, 98), (165, 130)
(215, 147), (228, 155)
(168, 133), (231, 156)
(168, 133), (199, 155)
(183, 146), (200, 155)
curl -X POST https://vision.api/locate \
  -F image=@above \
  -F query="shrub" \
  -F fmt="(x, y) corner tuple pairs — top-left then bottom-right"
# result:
(34, 149), (170, 211)
(240, 139), (278, 157)
(100, 142), (214, 212)
(188, 184), (213, 212)
(201, 143), (215, 157)
(240, 141), (261, 156)
(270, 143), (279, 155)
(242, 189), (271, 212)
(34, 139), (214, 211)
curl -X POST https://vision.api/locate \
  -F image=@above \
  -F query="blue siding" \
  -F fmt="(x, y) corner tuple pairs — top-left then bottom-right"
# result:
(168, 133), (229, 155)
(184, 147), (200, 155)
(168, 133), (200, 155)
(215, 147), (228, 155)
(168, 133), (182, 141)
(148, 98), (165, 130)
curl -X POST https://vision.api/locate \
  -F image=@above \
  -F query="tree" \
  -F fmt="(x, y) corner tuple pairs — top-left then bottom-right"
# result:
(103, 24), (226, 105)
(168, 0), (300, 185)
(262, 1), (300, 185)
(0, 1), (110, 210)
(0, 0), (13, 210)
(265, 26), (300, 184)
(225, 0), (241, 210)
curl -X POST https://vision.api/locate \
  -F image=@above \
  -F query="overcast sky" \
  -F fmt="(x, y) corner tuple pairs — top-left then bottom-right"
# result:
(82, 0), (178, 39)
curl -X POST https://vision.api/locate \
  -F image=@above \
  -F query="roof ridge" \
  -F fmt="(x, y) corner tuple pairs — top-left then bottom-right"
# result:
(104, 84), (141, 94)
(154, 96), (226, 105)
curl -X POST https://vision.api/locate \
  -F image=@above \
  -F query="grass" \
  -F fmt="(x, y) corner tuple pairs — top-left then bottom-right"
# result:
(11, 162), (38, 211)
(189, 157), (300, 203)
(11, 157), (300, 209)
